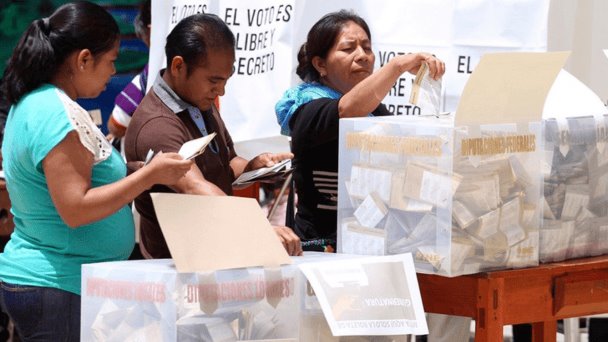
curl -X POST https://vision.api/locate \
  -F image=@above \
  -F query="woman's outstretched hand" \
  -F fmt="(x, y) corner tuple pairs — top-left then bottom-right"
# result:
(398, 52), (446, 80)
(145, 151), (193, 185)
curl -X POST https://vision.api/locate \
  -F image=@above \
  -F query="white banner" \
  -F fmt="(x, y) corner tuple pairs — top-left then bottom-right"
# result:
(151, 0), (550, 142)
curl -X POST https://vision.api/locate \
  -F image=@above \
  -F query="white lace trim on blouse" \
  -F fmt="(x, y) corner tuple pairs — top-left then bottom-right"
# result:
(56, 89), (112, 164)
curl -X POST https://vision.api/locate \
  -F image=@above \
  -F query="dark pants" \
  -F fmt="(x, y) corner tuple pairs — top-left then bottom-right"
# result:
(514, 319), (608, 341)
(0, 310), (8, 342)
(0, 282), (80, 341)
(589, 318), (608, 342)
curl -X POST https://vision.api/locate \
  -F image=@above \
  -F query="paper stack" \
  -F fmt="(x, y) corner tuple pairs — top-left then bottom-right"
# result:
(232, 159), (292, 188)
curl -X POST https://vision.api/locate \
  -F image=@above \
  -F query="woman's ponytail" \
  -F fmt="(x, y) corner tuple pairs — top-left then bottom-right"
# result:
(2, 18), (56, 105)
(295, 42), (317, 82)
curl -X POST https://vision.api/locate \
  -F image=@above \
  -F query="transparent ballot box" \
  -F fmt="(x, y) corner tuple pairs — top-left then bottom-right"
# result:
(82, 253), (427, 341)
(337, 115), (543, 276)
(81, 259), (299, 341)
(541, 114), (608, 262)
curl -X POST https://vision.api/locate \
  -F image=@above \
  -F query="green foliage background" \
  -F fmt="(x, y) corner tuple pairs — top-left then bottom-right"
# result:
(0, 0), (147, 76)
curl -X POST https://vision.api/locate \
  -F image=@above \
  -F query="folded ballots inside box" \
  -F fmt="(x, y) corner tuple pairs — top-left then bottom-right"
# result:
(540, 69), (608, 262)
(337, 52), (570, 276)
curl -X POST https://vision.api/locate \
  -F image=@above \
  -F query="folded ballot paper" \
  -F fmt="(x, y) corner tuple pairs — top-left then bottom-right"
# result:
(179, 133), (217, 160)
(337, 52), (570, 276)
(144, 133), (218, 166)
(232, 159), (292, 188)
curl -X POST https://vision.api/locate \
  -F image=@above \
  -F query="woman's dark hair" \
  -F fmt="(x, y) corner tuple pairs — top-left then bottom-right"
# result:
(1, 1), (119, 105)
(296, 10), (371, 83)
(165, 13), (235, 75)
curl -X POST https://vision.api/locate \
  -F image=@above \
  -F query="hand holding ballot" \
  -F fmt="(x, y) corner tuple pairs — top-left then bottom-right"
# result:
(244, 152), (294, 171)
(143, 152), (193, 186)
(233, 158), (293, 188)
(233, 152), (294, 188)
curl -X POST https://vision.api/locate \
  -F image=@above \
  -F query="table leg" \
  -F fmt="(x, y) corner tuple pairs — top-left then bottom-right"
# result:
(531, 320), (557, 342)
(474, 278), (504, 342)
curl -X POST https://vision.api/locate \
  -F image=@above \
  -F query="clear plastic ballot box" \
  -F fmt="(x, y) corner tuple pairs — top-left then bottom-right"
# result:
(81, 259), (299, 341)
(337, 115), (543, 276)
(81, 253), (427, 341)
(541, 114), (608, 262)
(336, 52), (570, 276)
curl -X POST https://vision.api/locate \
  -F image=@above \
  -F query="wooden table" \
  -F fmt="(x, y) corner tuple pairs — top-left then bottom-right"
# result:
(417, 255), (608, 341)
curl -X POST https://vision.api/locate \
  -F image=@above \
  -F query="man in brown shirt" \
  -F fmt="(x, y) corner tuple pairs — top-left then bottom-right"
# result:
(124, 13), (301, 258)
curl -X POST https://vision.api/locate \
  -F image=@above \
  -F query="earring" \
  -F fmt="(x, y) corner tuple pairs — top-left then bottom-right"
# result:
(80, 65), (84, 70)
(320, 72), (326, 77)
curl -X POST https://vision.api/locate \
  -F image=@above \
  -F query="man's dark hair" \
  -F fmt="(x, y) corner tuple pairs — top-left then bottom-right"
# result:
(165, 13), (235, 75)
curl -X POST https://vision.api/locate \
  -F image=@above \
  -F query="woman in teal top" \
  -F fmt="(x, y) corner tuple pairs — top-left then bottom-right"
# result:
(0, 2), (192, 340)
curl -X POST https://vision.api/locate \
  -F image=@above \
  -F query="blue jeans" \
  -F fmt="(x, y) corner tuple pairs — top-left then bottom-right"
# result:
(0, 282), (80, 341)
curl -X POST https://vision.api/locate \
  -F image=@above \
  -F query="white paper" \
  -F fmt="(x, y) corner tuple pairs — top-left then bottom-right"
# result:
(560, 184), (589, 220)
(419, 171), (454, 208)
(576, 207), (597, 221)
(543, 195), (556, 220)
(178, 133), (217, 160)
(542, 149), (554, 177)
(452, 200), (477, 229)
(595, 225), (608, 255)
(340, 218), (386, 256)
(403, 162), (462, 208)
(298, 254), (428, 336)
(507, 231), (539, 268)
(540, 220), (574, 262)
(349, 165), (393, 202)
(233, 159), (291, 186)
(455, 174), (500, 214)
(176, 316), (237, 342)
(499, 197), (526, 246)
(591, 172), (608, 200)
(483, 232), (509, 263)
(476, 209), (500, 239)
(450, 239), (475, 273)
(390, 171), (433, 212)
(594, 145), (608, 167)
(354, 193), (388, 228)
(522, 204), (538, 227)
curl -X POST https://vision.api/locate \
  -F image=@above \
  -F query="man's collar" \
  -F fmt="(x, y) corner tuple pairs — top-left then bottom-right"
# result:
(153, 69), (198, 114)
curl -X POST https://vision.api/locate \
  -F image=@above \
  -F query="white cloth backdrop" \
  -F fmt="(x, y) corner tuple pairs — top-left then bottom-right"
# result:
(150, 0), (550, 142)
